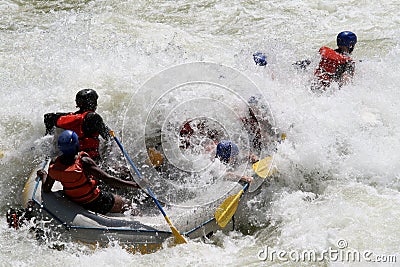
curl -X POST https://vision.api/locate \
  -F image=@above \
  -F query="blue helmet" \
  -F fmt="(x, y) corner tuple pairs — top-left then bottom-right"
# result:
(337, 31), (357, 52)
(58, 130), (79, 155)
(216, 140), (239, 163)
(253, 52), (267, 66)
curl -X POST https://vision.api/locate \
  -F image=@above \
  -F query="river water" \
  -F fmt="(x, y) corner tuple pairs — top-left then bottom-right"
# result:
(1, 0), (399, 266)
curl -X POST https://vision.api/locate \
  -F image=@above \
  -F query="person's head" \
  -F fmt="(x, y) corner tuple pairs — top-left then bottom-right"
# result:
(75, 89), (98, 111)
(58, 130), (79, 156)
(216, 140), (239, 163)
(337, 31), (357, 54)
(253, 52), (267, 66)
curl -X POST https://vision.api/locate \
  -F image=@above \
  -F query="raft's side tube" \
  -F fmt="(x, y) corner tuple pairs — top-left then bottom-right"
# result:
(22, 159), (51, 208)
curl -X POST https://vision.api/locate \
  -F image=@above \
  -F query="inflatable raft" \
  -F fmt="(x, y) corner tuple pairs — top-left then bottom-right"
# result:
(21, 159), (241, 253)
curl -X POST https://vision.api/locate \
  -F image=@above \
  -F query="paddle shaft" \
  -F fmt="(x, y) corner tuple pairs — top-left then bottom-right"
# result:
(243, 182), (250, 192)
(110, 131), (187, 244)
(110, 131), (167, 217)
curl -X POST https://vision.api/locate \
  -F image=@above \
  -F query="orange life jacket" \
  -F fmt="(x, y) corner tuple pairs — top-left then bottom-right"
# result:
(48, 152), (101, 204)
(56, 111), (100, 158)
(314, 46), (353, 84)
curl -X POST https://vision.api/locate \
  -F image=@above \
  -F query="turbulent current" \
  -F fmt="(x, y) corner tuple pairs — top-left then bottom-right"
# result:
(1, 1), (399, 266)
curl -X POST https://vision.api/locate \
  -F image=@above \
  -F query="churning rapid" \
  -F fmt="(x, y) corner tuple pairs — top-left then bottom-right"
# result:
(1, 0), (399, 266)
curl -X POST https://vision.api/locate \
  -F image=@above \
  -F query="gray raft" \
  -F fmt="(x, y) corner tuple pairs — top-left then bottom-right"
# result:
(22, 160), (238, 253)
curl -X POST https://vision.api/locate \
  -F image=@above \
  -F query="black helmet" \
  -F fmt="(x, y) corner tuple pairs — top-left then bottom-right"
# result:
(75, 89), (98, 110)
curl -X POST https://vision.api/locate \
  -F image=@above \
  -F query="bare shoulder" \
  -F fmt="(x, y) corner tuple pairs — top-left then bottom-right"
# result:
(80, 154), (97, 166)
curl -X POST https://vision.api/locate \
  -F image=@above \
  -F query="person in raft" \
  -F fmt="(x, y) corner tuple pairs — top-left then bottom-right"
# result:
(37, 130), (142, 215)
(215, 140), (254, 184)
(43, 89), (112, 162)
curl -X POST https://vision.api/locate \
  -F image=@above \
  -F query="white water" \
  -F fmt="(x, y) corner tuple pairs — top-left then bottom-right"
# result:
(1, 0), (400, 266)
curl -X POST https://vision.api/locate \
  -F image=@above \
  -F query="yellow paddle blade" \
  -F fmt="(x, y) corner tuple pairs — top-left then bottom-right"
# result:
(171, 226), (187, 244)
(147, 147), (164, 167)
(214, 190), (244, 228)
(252, 156), (275, 178)
(164, 215), (187, 244)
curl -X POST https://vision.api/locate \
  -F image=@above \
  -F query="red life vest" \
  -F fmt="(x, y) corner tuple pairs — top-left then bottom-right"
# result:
(314, 46), (353, 85)
(178, 119), (219, 149)
(179, 121), (194, 149)
(56, 111), (100, 158)
(48, 152), (101, 204)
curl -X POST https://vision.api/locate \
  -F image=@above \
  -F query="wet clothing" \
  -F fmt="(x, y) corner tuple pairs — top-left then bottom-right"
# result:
(241, 107), (276, 152)
(179, 121), (194, 149)
(44, 110), (111, 159)
(313, 46), (355, 89)
(82, 190), (115, 215)
(48, 152), (101, 204)
(241, 112), (263, 151)
(48, 152), (117, 215)
(179, 119), (220, 149)
(56, 111), (101, 158)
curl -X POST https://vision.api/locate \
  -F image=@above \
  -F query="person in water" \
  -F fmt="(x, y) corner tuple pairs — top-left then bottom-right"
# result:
(215, 140), (253, 184)
(44, 89), (112, 162)
(312, 31), (357, 90)
(37, 130), (141, 215)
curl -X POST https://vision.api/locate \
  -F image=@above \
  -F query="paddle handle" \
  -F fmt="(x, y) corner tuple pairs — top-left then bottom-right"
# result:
(146, 187), (167, 217)
(110, 131), (167, 215)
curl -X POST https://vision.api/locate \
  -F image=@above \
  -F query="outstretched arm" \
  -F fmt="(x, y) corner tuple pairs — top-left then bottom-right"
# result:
(224, 172), (253, 184)
(81, 155), (139, 188)
(44, 112), (69, 135)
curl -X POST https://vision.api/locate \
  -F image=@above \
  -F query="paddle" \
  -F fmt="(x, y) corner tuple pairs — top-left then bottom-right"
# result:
(109, 130), (187, 244)
(249, 155), (277, 193)
(214, 155), (276, 227)
(214, 183), (249, 228)
(252, 155), (275, 178)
